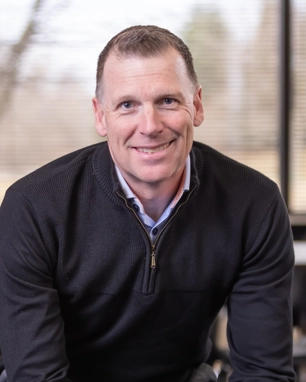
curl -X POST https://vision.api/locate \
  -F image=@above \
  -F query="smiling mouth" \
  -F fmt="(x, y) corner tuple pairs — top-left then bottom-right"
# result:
(137, 142), (171, 154)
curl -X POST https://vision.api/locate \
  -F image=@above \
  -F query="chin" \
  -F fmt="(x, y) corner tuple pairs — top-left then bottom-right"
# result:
(137, 172), (174, 185)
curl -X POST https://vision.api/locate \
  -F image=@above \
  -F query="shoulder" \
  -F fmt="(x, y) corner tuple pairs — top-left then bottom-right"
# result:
(191, 141), (279, 199)
(6, 142), (107, 199)
(190, 142), (287, 252)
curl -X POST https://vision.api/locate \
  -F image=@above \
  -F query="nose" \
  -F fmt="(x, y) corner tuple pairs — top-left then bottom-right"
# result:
(138, 104), (163, 137)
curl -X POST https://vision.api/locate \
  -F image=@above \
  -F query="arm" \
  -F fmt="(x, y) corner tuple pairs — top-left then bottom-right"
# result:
(0, 189), (71, 382)
(227, 187), (295, 381)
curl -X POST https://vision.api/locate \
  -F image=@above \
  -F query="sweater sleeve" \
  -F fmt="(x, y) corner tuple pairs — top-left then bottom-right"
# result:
(227, 186), (295, 381)
(0, 189), (71, 382)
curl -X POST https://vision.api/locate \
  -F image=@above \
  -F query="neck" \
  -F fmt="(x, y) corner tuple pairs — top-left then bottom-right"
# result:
(129, 172), (184, 222)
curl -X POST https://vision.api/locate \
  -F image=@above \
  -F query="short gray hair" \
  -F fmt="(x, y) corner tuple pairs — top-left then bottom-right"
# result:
(95, 25), (198, 99)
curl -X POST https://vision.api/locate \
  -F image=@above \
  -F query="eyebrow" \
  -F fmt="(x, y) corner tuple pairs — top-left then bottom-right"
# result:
(157, 92), (185, 101)
(114, 95), (138, 105)
(114, 91), (186, 106)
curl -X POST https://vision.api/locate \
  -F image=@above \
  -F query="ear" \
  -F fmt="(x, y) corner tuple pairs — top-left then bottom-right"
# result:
(92, 97), (107, 137)
(193, 86), (204, 127)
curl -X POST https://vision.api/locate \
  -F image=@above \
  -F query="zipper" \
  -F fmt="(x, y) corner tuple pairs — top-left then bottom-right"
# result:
(116, 183), (197, 269)
(116, 191), (156, 265)
(152, 183), (198, 251)
(151, 244), (156, 268)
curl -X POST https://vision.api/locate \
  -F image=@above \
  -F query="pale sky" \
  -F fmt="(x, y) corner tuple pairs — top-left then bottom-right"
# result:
(1, 0), (302, 94)
(0, 0), (263, 42)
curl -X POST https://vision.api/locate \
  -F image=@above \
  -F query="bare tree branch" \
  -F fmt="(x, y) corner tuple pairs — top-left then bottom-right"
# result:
(0, 0), (45, 119)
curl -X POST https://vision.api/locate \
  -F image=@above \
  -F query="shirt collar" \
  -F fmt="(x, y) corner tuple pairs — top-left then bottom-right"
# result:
(115, 155), (191, 204)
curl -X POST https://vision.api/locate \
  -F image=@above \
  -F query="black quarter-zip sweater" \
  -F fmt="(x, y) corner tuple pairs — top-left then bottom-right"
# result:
(0, 141), (295, 382)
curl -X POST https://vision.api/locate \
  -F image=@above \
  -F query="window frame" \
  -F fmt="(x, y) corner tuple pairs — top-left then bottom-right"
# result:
(280, 0), (306, 238)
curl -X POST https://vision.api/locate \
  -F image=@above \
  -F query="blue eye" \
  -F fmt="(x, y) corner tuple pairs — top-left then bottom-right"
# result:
(122, 101), (132, 109)
(164, 98), (173, 104)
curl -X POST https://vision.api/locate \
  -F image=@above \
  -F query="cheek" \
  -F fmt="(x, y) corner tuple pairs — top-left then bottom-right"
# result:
(175, 115), (194, 142)
(104, 123), (129, 145)
(184, 124), (195, 150)
(169, 109), (194, 128)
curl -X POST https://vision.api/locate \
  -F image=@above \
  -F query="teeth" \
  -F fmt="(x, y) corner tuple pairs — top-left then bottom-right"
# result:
(138, 143), (170, 154)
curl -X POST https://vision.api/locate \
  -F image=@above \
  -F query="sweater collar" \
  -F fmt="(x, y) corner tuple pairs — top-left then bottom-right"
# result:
(91, 142), (200, 206)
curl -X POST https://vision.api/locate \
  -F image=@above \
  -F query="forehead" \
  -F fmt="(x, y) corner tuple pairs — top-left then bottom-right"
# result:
(101, 48), (194, 97)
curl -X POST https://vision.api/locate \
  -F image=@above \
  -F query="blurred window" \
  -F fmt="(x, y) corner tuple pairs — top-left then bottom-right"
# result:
(291, 0), (306, 213)
(0, 0), (305, 217)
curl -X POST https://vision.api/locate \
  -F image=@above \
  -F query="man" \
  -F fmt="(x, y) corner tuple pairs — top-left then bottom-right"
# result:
(0, 25), (295, 381)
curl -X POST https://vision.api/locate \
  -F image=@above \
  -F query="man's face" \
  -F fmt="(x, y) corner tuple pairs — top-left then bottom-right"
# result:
(92, 48), (204, 191)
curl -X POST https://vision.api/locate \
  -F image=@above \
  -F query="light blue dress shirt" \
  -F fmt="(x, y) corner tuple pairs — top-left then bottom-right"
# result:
(115, 156), (191, 241)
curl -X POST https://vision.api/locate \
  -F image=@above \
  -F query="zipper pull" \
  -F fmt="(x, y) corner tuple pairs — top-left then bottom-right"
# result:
(151, 246), (156, 269)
